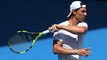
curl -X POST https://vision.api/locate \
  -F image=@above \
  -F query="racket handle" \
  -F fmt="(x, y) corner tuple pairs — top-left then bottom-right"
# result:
(42, 29), (59, 34)
(42, 30), (50, 34)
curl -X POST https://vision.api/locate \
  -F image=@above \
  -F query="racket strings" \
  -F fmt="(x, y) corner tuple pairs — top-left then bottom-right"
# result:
(22, 33), (32, 42)
(8, 31), (43, 54)
(9, 32), (33, 53)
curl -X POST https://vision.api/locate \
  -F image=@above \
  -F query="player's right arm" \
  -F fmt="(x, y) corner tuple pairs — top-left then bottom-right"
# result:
(53, 40), (75, 54)
(53, 40), (91, 56)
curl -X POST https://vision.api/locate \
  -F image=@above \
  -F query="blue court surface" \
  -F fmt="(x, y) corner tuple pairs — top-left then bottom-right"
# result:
(0, 28), (107, 60)
(0, 0), (107, 60)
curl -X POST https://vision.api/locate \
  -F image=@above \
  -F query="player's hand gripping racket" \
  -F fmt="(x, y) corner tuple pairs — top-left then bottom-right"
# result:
(8, 30), (50, 54)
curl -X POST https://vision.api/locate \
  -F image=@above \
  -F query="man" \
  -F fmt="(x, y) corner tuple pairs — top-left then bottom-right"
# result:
(49, 1), (91, 60)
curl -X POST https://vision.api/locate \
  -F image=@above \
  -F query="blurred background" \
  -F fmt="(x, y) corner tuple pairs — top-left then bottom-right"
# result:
(0, 0), (107, 60)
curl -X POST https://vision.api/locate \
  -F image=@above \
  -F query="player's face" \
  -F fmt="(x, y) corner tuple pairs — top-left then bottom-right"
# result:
(74, 7), (87, 22)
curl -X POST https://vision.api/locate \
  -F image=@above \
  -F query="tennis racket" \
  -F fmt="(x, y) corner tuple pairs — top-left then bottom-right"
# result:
(8, 30), (50, 54)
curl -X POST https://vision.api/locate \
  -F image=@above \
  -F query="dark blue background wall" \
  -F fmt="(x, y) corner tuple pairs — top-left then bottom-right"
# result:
(0, 0), (107, 60)
(0, 0), (70, 46)
(0, 0), (107, 47)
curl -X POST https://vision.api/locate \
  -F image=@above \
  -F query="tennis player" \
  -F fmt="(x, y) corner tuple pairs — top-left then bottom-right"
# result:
(49, 1), (91, 60)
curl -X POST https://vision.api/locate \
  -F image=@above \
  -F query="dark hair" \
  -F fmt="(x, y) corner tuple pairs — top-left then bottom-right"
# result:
(67, 8), (80, 20)
(80, 1), (86, 7)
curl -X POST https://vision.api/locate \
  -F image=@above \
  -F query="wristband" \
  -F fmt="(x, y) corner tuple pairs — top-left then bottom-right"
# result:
(74, 49), (78, 54)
